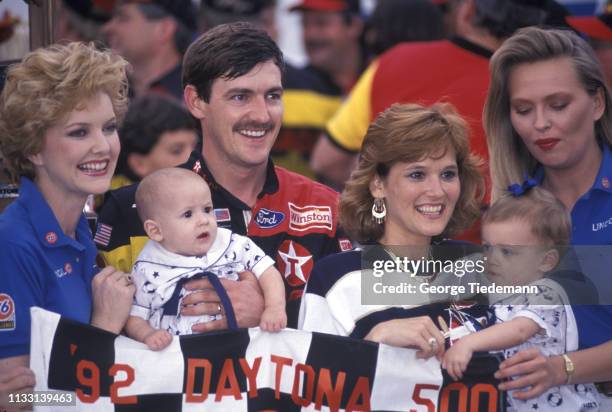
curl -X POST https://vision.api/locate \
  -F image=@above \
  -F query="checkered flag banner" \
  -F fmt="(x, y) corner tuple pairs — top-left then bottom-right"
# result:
(30, 308), (505, 411)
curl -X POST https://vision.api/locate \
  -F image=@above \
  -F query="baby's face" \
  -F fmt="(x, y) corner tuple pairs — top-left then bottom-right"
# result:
(155, 180), (217, 256)
(481, 219), (552, 286)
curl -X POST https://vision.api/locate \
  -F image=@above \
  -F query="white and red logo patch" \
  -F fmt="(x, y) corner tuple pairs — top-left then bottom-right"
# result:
(288, 203), (332, 232)
(338, 238), (353, 252)
(0, 293), (16, 331)
(45, 231), (58, 244)
(276, 241), (313, 300)
(64, 263), (73, 274)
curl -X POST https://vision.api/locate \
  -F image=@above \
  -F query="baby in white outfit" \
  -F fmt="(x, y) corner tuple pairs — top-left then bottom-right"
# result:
(125, 168), (286, 350)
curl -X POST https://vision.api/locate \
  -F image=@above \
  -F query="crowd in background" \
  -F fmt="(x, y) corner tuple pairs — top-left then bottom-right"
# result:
(1, 0), (612, 411)
(1, 0), (611, 189)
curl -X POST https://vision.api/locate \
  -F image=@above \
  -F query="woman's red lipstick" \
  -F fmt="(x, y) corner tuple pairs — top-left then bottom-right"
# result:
(535, 138), (560, 151)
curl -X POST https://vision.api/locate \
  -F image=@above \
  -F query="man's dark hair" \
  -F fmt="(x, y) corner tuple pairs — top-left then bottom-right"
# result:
(199, 0), (277, 31)
(473, 0), (556, 39)
(365, 0), (445, 56)
(182, 22), (285, 102)
(138, 3), (194, 56)
(116, 93), (199, 181)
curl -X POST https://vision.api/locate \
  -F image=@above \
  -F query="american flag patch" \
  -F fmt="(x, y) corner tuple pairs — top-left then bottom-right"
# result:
(93, 223), (112, 247)
(214, 208), (231, 222)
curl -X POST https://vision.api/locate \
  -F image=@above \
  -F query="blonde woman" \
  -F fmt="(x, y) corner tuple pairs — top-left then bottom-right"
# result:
(484, 27), (612, 404)
(485, 26), (612, 244)
(0, 43), (135, 407)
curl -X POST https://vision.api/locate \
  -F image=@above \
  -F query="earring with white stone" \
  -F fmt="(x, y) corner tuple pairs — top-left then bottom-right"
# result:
(371, 198), (386, 224)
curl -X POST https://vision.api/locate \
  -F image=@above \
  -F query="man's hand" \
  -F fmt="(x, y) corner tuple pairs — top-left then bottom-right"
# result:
(181, 271), (265, 332)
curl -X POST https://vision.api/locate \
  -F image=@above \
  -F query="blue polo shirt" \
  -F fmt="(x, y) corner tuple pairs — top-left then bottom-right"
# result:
(569, 144), (612, 245)
(534, 144), (612, 244)
(534, 144), (612, 349)
(0, 177), (97, 358)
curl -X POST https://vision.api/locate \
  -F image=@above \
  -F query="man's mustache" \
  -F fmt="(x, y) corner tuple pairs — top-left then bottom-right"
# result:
(232, 121), (276, 132)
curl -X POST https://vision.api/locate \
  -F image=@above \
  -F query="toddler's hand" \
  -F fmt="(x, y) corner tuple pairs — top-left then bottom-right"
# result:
(442, 342), (472, 381)
(259, 307), (287, 332)
(144, 329), (173, 351)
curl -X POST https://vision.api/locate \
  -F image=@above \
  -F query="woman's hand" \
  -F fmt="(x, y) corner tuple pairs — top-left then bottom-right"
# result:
(0, 356), (35, 410)
(91, 266), (135, 334)
(495, 347), (565, 400)
(180, 271), (265, 332)
(364, 317), (445, 360)
(0, 366), (35, 409)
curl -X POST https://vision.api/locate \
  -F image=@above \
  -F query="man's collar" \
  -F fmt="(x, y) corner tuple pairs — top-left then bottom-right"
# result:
(304, 65), (344, 95)
(183, 150), (279, 207)
(148, 63), (183, 101)
(259, 160), (279, 198)
(450, 36), (494, 58)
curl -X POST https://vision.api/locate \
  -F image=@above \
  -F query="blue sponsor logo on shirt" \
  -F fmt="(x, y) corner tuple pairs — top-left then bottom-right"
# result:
(255, 208), (285, 229)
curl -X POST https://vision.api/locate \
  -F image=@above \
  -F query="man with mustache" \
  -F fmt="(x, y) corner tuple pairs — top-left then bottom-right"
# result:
(275, 0), (364, 182)
(96, 22), (350, 329)
(290, 0), (365, 96)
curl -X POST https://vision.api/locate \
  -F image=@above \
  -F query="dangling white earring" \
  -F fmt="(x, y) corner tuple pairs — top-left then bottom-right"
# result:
(371, 198), (386, 224)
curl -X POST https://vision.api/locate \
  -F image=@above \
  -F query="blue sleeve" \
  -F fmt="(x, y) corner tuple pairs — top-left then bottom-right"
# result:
(0, 241), (45, 358)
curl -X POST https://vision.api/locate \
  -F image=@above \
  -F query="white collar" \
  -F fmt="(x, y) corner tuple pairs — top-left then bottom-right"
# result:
(136, 228), (233, 269)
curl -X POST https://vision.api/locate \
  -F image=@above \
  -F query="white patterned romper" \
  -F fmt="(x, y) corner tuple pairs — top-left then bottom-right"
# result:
(130, 228), (275, 335)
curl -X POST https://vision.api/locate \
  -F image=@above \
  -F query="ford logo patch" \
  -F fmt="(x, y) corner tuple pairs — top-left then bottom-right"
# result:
(255, 208), (285, 229)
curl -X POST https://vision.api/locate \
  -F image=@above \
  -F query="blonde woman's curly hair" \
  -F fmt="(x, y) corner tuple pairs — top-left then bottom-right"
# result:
(0, 42), (129, 182)
(340, 103), (484, 243)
